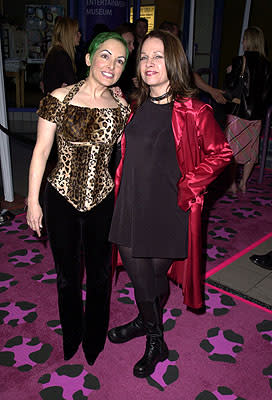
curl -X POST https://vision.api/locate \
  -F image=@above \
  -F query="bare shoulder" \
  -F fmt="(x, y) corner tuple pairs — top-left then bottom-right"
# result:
(50, 84), (74, 101)
(110, 86), (128, 107)
(117, 95), (128, 107)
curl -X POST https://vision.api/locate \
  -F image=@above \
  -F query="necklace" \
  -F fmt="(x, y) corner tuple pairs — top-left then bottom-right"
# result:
(149, 92), (170, 102)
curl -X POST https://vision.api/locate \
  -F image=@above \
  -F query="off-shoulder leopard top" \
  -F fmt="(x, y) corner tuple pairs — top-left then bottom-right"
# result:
(37, 80), (130, 211)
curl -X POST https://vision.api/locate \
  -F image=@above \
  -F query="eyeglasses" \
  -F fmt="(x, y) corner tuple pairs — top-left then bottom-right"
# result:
(139, 55), (165, 63)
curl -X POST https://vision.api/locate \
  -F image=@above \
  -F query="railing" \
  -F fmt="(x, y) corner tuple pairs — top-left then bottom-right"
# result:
(258, 105), (272, 184)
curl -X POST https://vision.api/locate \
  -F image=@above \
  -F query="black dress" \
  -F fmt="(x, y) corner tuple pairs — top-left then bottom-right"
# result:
(42, 46), (77, 94)
(109, 99), (189, 258)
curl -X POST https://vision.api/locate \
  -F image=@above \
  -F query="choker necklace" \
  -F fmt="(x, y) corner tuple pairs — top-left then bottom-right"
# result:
(149, 92), (170, 102)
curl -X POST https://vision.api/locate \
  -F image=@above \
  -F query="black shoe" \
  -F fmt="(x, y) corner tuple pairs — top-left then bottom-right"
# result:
(249, 251), (272, 270)
(133, 335), (168, 378)
(133, 298), (169, 378)
(0, 210), (14, 226)
(108, 314), (146, 343)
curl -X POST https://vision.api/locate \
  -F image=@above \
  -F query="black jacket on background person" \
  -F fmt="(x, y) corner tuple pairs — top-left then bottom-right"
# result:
(42, 46), (77, 164)
(225, 51), (272, 120)
(42, 46), (77, 94)
(115, 55), (136, 100)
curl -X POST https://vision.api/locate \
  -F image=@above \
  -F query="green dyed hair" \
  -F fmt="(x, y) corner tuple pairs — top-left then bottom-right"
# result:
(87, 31), (129, 74)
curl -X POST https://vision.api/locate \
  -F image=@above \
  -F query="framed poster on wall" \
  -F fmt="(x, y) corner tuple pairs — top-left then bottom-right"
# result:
(130, 5), (155, 32)
(25, 4), (64, 62)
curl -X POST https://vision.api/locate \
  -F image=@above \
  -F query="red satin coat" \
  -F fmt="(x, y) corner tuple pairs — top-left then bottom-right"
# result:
(113, 98), (233, 309)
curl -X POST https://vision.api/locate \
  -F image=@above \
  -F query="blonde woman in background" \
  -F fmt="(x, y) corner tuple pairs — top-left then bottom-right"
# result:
(225, 26), (272, 194)
(42, 16), (81, 94)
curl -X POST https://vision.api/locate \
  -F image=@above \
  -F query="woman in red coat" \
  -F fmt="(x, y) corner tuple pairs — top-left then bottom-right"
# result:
(108, 30), (232, 378)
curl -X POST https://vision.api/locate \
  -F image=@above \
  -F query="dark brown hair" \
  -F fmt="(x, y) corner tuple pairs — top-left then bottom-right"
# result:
(115, 22), (134, 36)
(131, 30), (197, 110)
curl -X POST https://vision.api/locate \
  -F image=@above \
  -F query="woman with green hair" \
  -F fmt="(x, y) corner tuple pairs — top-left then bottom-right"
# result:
(26, 32), (130, 365)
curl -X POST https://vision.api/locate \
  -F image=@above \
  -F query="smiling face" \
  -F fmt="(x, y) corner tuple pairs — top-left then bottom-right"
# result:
(139, 37), (169, 94)
(86, 38), (126, 87)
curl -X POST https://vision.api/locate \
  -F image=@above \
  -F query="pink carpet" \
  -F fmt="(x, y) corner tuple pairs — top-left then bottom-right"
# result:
(1, 169), (272, 399)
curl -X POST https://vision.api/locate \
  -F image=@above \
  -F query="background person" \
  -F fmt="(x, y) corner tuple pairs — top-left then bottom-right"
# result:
(133, 17), (148, 51)
(26, 32), (130, 365)
(115, 23), (135, 54)
(130, 17), (149, 83)
(42, 17), (80, 95)
(224, 26), (272, 194)
(39, 17), (81, 168)
(115, 23), (137, 99)
(159, 20), (227, 105)
(108, 30), (232, 378)
(193, 71), (227, 104)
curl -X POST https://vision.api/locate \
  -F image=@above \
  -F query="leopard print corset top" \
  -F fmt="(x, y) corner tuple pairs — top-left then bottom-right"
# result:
(37, 80), (130, 211)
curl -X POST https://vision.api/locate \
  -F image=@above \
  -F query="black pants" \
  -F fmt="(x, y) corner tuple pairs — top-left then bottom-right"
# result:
(118, 245), (172, 303)
(44, 183), (114, 359)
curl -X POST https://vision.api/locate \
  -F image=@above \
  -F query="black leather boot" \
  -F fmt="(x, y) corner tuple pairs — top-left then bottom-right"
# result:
(108, 314), (146, 343)
(133, 298), (169, 378)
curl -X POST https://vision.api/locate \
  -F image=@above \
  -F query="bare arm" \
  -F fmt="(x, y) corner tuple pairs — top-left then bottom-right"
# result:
(193, 72), (227, 104)
(26, 117), (56, 236)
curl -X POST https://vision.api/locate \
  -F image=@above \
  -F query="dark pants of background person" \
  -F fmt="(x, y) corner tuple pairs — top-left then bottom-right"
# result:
(44, 183), (114, 360)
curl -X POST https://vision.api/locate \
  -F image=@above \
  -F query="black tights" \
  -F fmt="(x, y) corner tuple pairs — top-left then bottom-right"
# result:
(118, 245), (173, 303)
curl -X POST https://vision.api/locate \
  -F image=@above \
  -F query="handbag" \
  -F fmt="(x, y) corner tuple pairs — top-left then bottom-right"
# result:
(224, 55), (246, 106)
